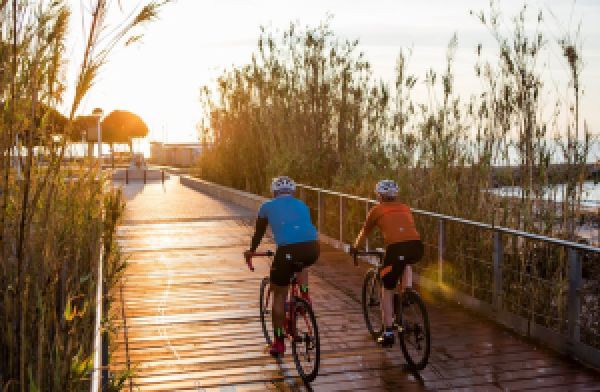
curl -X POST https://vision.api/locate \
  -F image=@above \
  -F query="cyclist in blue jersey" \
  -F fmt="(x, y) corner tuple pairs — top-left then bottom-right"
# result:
(244, 176), (319, 357)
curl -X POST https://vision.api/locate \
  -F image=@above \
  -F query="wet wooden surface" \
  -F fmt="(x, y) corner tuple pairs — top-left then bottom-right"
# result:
(111, 177), (600, 391)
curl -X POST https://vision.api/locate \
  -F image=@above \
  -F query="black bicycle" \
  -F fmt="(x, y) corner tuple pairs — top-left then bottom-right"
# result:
(246, 250), (320, 382)
(353, 250), (431, 370)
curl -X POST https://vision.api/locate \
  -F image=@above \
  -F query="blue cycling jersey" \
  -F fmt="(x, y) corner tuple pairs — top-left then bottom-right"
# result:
(258, 195), (318, 246)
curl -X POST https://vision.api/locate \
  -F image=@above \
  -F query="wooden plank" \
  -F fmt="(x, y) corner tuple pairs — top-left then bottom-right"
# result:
(110, 182), (600, 391)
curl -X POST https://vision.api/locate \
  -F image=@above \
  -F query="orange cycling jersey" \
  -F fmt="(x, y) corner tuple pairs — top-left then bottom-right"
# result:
(362, 202), (420, 245)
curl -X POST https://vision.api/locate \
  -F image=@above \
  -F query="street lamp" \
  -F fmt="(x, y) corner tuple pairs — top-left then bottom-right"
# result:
(91, 108), (103, 167)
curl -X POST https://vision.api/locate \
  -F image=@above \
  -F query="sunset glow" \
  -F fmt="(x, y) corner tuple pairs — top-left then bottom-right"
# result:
(66, 0), (600, 145)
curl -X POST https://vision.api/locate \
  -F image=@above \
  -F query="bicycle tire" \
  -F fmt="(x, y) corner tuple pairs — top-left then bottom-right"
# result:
(259, 276), (273, 345)
(398, 288), (430, 370)
(290, 297), (320, 382)
(362, 268), (383, 339)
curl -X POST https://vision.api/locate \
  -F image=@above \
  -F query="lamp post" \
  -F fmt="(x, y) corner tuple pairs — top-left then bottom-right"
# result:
(92, 107), (103, 168)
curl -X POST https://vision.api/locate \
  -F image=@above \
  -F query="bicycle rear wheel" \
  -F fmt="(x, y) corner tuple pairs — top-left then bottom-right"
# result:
(362, 268), (383, 339)
(397, 288), (430, 370)
(259, 276), (273, 345)
(291, 298), (320, 382)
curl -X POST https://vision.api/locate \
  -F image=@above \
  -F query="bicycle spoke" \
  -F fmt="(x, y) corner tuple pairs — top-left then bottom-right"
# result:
(259, 277), (273, 345)
(398, 290), (431, 370)
(291, 299), (320, 382)
(362, 269), (383, 339)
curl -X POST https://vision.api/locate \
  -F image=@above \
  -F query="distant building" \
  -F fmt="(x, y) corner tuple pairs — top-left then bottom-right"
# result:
(149, 142), (206, 167)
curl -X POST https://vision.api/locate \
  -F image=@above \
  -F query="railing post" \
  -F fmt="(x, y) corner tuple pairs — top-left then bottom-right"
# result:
(567, 247), (581, 346)
(492, 231), (503, 310)
(299, 186), (306, 202)
(317, 191), (324, 234)
(339, 196), (344, 248)
(91, 212), (105, 392)
(102, 286), (109, 390)
(365, 200), (370, 251)
(438, 219), (445, 285)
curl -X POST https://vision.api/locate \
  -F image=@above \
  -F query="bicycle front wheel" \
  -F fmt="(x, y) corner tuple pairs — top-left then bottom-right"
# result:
(291, 298), (320, 382)
(362, 268), (383, 339)
(259, 276), (273, 345)
(398, 288), (430, 370)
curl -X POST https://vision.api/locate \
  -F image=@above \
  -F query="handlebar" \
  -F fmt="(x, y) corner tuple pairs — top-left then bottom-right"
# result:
(351, 249), (384, 266)
(245, 250), (274, 271)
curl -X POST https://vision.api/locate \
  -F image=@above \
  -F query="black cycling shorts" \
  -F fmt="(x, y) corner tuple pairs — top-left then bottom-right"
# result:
(270, 241), (320, 287)
(380, 240), (424, 290)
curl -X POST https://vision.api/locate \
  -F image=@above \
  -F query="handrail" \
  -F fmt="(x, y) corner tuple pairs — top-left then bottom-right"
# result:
(91, 179), (109, 392)
(296, 183), (599, 254)
(90, 217), (104, 392)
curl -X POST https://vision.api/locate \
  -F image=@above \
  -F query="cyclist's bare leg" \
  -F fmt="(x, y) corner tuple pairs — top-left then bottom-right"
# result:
(296, 268), (309, 290)
(381, 287), (395, 328)
(399, 265), (413, 293)
(272, 284), (288, 334)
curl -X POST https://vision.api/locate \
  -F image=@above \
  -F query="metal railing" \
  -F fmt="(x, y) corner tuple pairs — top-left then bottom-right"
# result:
(90, 211), (108, 392)
(296, 183), (600, 367)
(123, 168), (166, 184)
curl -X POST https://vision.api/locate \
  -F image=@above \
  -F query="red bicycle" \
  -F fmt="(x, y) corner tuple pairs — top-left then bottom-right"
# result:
(246, 251), (320, 382)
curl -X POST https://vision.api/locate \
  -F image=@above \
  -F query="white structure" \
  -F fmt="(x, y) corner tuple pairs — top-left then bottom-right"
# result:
(129, 152), (147, 169)
(150, 142), (204, 167)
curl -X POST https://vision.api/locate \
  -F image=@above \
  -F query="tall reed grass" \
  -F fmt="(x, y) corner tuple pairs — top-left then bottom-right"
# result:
(196, 2), (595, 240)
(195, 2), (599, 347)
(0, 1), (167, 390)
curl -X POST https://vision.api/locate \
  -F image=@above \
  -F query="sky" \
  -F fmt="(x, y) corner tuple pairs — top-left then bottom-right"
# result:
(66, 0), (600, 154)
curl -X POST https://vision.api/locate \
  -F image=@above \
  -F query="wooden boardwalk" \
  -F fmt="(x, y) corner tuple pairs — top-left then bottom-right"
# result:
(111, 177), (600, 391)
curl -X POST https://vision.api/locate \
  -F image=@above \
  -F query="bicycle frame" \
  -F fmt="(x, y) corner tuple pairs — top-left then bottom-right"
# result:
(246, 251), (312, 340)
(354, 249), (406, 326)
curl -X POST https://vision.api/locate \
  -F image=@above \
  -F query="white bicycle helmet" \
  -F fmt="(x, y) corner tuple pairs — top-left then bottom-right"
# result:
(375, 179), (399, 198)
(271, 176), (296, 194)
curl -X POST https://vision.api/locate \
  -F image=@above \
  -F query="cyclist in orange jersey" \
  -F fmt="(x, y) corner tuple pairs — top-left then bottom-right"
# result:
(352, 180), (424, 347)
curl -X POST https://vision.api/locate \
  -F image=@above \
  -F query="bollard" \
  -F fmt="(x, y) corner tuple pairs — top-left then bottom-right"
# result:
(125, 168), (128, 184)
(162, 170), (165, 184)
(143, 169), (147, 184)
